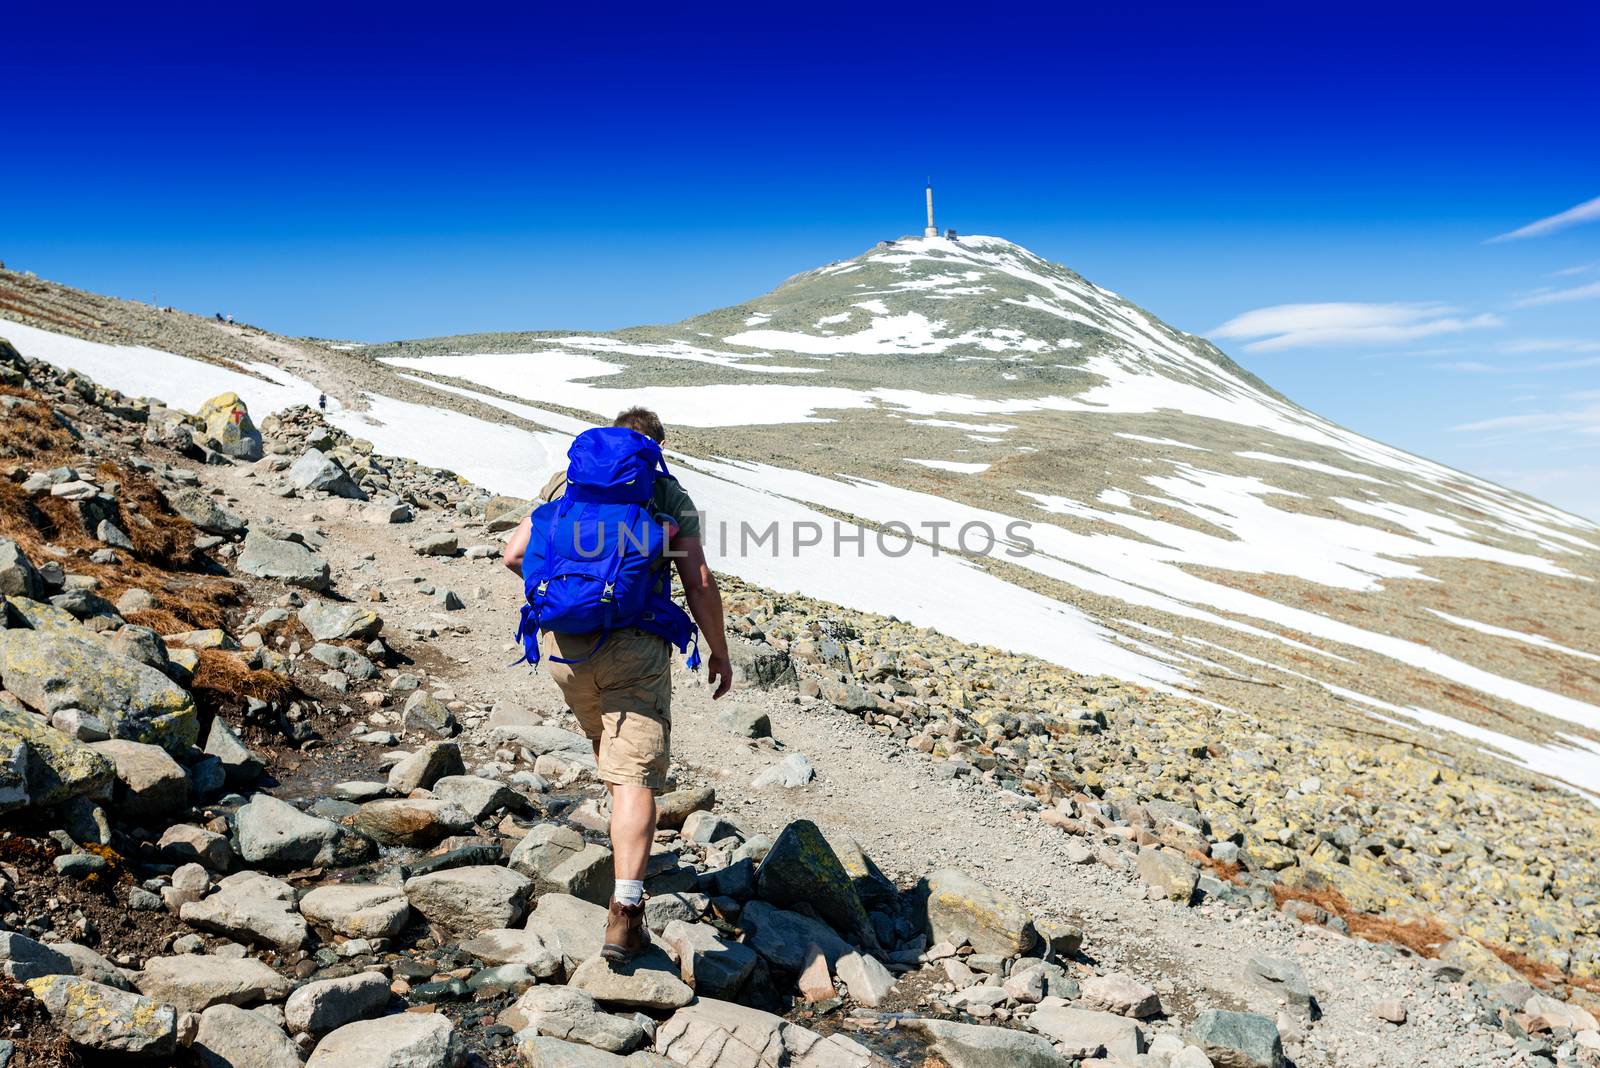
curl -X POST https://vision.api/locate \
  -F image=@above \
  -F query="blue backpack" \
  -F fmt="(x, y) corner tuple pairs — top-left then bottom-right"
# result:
(515, 427), (700, 669)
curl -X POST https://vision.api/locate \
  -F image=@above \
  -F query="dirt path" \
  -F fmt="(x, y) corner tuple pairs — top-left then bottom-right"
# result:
(197, 459), (1507, 1068)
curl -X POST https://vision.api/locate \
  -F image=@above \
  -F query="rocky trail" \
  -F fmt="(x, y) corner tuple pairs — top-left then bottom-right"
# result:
(0, 336), (1595, 1068)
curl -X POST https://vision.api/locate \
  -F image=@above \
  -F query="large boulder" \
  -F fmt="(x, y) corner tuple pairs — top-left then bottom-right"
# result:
(89, 739), (189, 820)
(1029, 1005), (1145, 1060)
(288, 448), (366, 499)
(194, 1003), (302, 1068)
(300, 883), (412, 940)
(235, 793), (350, 868)
(25, 974), (177, 1057)
(306, 1012), (463, 1068)
(458, 929), (563, 977)
(568, 946), (694, 1011)
(922, 868), (1036, 957)
(654, 998), (882, 1067)
(0, 698), (114, 812)
(738, 900), (853, 973)
(660, 920), (757, 998)
(431, 774), (520, 821)
(203, 715), (264, 784)
(170, 488), (249, 536)
(354, 798), (474, 847)
(195, 392), (264, 460)
(300, 600), (383, 642)
(238, 530), (331, 591)
(1, 932), (75, 981)
(404, 865), (533, 933)
(135, 954), (293, 1013)
(755, 820), (875, 948)
(285, 971), (393, 1036)
(386, 740), (464, 794)
(178, 871), (308, 951)
(901, 1017), (1066, 1068)
(0, 629), (198, 750)
(525, 894), (609, 970)
(1187, 1010), (1285, 1068)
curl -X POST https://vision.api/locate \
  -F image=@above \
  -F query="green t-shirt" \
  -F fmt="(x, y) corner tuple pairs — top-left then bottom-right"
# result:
(538, 471), (702, 541)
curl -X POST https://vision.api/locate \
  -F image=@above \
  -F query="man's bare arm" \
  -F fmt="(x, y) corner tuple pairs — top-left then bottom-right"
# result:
(503, 515), (533, 574)
(671, 534), (731, 699)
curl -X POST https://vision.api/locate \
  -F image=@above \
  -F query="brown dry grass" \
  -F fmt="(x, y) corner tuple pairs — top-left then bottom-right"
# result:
(190, 648), (293, 709)
(1270, 883), (1454, 959)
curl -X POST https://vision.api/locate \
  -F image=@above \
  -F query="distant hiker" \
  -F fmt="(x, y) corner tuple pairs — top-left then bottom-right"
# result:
(318, 393), (327, 411)
(225, 313), (233, 324)
(214, 312), (223, 322)
(504, 406), (731, 961)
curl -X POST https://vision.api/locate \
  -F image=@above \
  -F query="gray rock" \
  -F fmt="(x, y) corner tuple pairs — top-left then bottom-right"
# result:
(1187, 1010), (1284, 1068)
(458, 929), (563, 977)
(1079, 972), (1162, 1018)
(203, 715), (264, 784)
(136, 953), (294, 1013)
(525, 894), (609, 970)
(178, 871), (308, 951)
(285, 971), (392, 1035)
(402, 691), (458, 737)
(569, 946), (694, 1011)
(310, 641), (378, 679)
(0, 699), (115, 812)
(306, 1012), (463, 1068)
(354, 798), (474, 847)
(387, 740), (465, 794)
(751, 752), (813, 789)
(404, 865), (533, 933)
(171, 489), (248, 536)
(238, 530), (330, 591)
(901, 1017), (1066, 1067)
(195, 1003), (303, 1068)
(95, 519), (136, 550)
(236, 793), (345, 868)
(430, 774), (518, 820)
(720, 707), (771, 738)
(1138, 847), (1200, 903)
(738, 900), (853, 972)
(755, 819), (874, 947)
(52, 942), (135, 990)
(923, 868), (1036, 957)
(300, 601), (383, 642)
(159, 823), (234, 870)
(288, 449), (366, 499)
(25, 974), (177, 1057)
(654, 998), (880, 1067)
(509, 823), (587, 879)
(413, 533), (458, 557)
(517, 1035), (630, 1066)
(660, 920), (757, 998)
(0, 931), (75, 981)
(519, 1008), (646, 1055)
(654, 785), (714, 830)
(835, 951), (895, 1008)
(1028, 1006), (1144, 1061)
(299, 883), (412, 940)
(542, 843), (614, 906)
(487, 724), (594, 758)
(0, 539), (43, 599)
(0, 628), (198, 749)
(90, 738), (188, 819)
(1243, 955), (1313, 1015)
(105, 624), (172, 674)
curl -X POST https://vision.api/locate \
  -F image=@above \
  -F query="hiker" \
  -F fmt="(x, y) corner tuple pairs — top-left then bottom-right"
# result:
(503, 406), (731, 961)
(318, 393), (327, 411)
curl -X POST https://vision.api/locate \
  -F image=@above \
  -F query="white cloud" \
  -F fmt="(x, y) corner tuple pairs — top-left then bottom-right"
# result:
(1453, 391), (1600, 435)
(1435, 356), (1600, 373)
(1514, 280), (1600, 308)
(1551, 262), (1597, 277)
(1501, 337), (1600, 354)
(1489, 193), (1600, 242)
(1210, 302), (1503, 353)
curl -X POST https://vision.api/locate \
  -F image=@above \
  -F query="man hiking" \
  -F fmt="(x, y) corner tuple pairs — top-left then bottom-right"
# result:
(503, 406), (732, 961)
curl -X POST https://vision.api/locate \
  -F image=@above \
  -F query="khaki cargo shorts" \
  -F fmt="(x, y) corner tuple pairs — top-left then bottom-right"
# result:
(540, 628), (671, 792)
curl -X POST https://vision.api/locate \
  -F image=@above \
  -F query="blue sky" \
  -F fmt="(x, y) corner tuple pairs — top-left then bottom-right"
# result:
(4, 4), (1599, 518)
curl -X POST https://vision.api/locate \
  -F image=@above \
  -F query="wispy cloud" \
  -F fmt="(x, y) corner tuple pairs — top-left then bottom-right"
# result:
(1435, 356), (1600, 373)
(1210, 302), (1503, 352)
(1501, 337), (1600, 355)
(1488, 193), (1600, 242)
(1551, 262), (1597, 277)
(1453, 391), (1600, 434)
(1513, 280), (1600, 308)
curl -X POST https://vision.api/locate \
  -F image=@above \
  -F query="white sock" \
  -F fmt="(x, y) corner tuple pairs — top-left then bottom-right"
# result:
(614, 879), (644, 906)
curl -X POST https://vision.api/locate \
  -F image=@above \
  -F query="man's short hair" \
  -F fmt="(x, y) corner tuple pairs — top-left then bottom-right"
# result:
(614, 406), (667, 443)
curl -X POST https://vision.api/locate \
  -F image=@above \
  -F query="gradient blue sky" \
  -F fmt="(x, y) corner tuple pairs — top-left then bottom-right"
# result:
(5, 3), (1599, 517)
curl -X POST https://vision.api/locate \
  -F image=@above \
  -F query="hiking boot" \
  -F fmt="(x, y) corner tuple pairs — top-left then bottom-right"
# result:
(602, 898), (648, 962)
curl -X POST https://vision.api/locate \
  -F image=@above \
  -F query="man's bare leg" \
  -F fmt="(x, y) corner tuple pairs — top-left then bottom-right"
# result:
(610, 784), (655, 882)
(602, 783), (655, 961)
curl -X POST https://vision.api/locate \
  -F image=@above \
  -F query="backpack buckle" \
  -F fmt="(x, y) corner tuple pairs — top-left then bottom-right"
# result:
(601, 582), (615, 603)
(535, 580), (549, 595)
